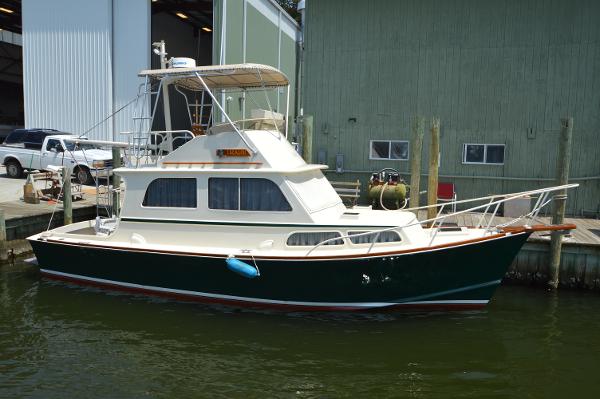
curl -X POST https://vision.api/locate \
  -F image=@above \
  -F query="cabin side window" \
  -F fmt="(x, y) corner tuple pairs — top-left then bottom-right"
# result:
(142, 178), (197, 208)
(348, 231), (402, 244)
(209, 178), (292, 211)
(286, 232), (344, 246)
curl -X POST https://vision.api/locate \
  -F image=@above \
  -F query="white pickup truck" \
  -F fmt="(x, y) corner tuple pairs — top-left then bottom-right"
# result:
(0, 129), (114, 185)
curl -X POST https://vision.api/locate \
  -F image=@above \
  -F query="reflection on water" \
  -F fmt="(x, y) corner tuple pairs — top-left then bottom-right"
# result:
(1, 260), (600, 398)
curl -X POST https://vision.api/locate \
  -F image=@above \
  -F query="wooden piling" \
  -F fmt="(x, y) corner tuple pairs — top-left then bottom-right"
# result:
(302, 115), (313, 164)
(112, 147), (122, 217)
(548, 117), (573, 289)
(0, 209), (7, 262)
(63, 168), (72, 225)
(409, 116), (425, 213)
(427, 118), (440, 221)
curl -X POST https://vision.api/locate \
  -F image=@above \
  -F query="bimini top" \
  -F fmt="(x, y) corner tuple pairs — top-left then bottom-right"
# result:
(138, 63), (289, 90)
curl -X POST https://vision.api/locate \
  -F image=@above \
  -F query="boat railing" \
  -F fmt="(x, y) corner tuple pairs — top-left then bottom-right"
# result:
(306, 184), (579, 256)
(120, 129), (195, 166)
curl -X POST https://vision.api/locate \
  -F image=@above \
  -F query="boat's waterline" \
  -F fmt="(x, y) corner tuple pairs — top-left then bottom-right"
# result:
(39, 268), (492, 311)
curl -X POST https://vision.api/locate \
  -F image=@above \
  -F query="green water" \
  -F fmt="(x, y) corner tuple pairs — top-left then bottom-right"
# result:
(1, 260), (600, 399)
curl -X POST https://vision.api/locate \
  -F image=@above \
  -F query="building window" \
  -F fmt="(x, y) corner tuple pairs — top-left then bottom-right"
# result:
(463, 144), (505, 165)
(286, 232), (344, 246)
(370, 140), (409, 161)
(348, 231), (402, 244)
(142, 178), (197, 208)
(209, 178), (292, 211)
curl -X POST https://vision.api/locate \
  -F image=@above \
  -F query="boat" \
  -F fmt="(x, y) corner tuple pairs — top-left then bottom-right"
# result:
(27, 60), (578, 311)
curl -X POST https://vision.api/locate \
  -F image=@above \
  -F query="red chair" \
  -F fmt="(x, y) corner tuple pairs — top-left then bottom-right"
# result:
(437, 182), (457, 213)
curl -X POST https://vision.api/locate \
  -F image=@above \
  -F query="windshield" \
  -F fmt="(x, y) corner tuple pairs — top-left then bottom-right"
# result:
(64, 141), (100, 151)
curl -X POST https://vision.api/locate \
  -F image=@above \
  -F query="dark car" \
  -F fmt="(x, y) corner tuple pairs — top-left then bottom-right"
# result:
(2, 128), (61, 149)
(0, 125), (25, 144)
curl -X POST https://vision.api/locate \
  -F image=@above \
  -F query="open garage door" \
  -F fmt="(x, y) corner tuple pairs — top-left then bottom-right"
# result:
(0, 0), (23, 142)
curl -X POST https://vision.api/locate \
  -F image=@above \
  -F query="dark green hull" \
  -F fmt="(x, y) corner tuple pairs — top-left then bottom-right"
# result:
(29, 232), (530, 310)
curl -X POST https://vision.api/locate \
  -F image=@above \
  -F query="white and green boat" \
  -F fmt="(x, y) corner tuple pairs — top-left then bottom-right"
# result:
(28, 61), (577, 311)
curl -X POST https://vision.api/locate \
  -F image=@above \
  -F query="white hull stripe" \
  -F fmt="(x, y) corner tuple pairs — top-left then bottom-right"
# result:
(40, 269), (490, 308)
(37, 231), (527, 262)
(394, 280), (502, 303)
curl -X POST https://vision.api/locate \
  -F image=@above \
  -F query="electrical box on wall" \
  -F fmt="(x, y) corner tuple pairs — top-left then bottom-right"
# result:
(336, 153), (344, 173)
(527, 128), (536, 139)
(318, 149), (327, 165)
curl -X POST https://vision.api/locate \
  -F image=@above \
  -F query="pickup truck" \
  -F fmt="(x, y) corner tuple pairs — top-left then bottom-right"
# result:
(0, 129), (114, 185)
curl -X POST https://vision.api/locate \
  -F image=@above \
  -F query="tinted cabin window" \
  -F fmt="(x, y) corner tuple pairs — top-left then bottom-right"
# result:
(348, 231), (402, 244)
(240, 178), (292, 211)
(142, 178), (196, 208)
(208, 178), (239, 210)
(287, 232), (343, 246)
(209, 178), (291, 211)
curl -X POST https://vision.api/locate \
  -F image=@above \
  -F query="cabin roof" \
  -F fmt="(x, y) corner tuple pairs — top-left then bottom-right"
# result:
(138, 63), (289, 90)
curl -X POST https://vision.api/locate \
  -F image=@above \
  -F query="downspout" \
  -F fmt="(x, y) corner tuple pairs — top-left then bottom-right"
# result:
(220, 0), (227, 122)
(111, 0), (115, 141)
(296, 0), (305, 120)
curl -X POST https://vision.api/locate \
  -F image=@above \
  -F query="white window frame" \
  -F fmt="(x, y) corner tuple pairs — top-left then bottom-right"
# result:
(369, 140), (410, 161)
(462, 143), (505, 165)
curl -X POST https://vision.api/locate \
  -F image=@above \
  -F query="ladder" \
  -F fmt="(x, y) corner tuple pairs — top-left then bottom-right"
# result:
(189, 90), (214, 135)
(129, 76), (158, 165)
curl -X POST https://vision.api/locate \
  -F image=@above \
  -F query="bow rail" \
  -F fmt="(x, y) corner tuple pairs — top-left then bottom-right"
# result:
(306, 184), (579, 256)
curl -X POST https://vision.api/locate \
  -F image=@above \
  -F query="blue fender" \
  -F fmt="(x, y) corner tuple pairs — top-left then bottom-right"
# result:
(226, 257), (260, 279)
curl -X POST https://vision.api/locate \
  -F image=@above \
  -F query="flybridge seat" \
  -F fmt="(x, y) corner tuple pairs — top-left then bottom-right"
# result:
(208, 109), (285, 135)
(207, 119), (285, 135)
(138, 63), (289, 90)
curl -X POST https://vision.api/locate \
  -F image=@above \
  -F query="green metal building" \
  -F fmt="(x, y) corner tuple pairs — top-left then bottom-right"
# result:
(302, 0), (600, 216)
(213, 0), (298, 128)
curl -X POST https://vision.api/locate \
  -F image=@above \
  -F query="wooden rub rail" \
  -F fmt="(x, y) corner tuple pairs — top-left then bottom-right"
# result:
(501, 224), (578, 234)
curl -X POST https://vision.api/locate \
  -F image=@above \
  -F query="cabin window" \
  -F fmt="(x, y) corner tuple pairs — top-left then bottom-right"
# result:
(209, 178), (292, 211)
(142, 178), (197, 208)
(286, 232), (344, 246)
(463, 144), (505, 165)
(208, 178), (239, 210)
(369, 140), (409, 161)
(348, 231), (402, 244)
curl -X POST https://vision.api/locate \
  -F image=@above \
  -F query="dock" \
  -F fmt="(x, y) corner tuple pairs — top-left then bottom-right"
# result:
(0, 170), (105, 258)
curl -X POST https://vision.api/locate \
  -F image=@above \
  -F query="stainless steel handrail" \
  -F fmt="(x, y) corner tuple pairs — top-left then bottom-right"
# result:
(305, 184), (579, 256)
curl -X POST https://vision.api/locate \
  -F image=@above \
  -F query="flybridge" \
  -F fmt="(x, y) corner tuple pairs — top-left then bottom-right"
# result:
(127, 57), (293, 167)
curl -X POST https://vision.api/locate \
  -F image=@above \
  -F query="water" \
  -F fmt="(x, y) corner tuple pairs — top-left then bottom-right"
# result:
(1, 260), (600, 399)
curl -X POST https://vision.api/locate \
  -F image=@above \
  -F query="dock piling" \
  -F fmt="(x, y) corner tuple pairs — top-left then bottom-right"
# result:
(302, 115), (313, 164)
(548, 117), (573, 289)
(409, 116), (425, 213)
(0, 209), (7, 262)
(63, 167), (73, 225)
(427, 118), (440, 221)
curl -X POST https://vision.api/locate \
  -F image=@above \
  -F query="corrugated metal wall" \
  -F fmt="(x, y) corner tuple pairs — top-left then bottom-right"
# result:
(113, 0), (151, 141)
(22, 0), (149, 141)
(303, 0), (600, 215)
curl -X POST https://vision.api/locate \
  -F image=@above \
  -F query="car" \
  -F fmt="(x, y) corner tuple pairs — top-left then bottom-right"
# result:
(0, 125), (25, 144)
(0, 128), (114, 185)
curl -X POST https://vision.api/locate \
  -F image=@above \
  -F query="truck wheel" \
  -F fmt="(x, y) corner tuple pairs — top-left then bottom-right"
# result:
(5, 159), (23, 178)
(74, 166), (94, 185)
